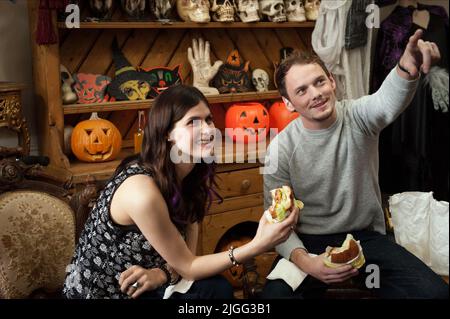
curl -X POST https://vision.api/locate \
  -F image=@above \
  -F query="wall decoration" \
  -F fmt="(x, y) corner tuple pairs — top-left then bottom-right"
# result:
(285, 0), (306, 22)
(212, 49), (253, 94)
(225, 102), (269, 143)
(107, 39), (158, 100)
(187, 38), (223, 96)
(149, 0), (177, 21)
(259, 0), (287, 22)
(273, 47), (294, 88)
(87, 0), (114, 21)
(269, 100), (299, 133)
(251, 68), (269, 92)
(60, 64), (78, 104)
(120, 0), (147, 20)
(305, 0), (320, 21)
(71, 112), (122, 162)
(211, 0), (236, 22)
(139, 65), (183, 95)
(73, 73), (111, 104)
(235, 0), (260, 22)
(176, 0), (211, 22)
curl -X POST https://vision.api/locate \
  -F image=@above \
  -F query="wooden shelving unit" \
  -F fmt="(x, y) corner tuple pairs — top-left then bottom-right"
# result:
(63, 90), (281, 114)
(29, 0), (314, 178)
(57, 21), (315, 29)
(69, 136), (269, 184)
(29, 0), (315, 266)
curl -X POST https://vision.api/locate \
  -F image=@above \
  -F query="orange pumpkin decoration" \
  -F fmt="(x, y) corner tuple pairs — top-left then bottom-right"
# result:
(269, 100), (299, 133)
(225, 102), (269, 143)
(71, 112), (122, 162)
(216, 236), (252, 288)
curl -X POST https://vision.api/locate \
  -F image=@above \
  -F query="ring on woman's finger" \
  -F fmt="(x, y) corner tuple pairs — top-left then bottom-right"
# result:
(131, 281), (140, 289)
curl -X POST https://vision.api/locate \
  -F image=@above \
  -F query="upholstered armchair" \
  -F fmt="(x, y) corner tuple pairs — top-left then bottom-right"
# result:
(0, 154), (97, 298)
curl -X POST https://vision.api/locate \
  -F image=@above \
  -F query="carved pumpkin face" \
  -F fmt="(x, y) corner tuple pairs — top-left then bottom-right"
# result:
(71, 113), (122, 162)
(225, 102), (269, 143)
(269, 100), (299, 133)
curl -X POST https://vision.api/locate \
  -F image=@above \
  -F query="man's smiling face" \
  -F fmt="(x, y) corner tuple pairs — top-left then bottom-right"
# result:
(282, 63), (338, 130)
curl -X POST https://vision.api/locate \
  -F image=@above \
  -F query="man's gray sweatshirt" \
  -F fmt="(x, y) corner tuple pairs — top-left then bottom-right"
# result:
(263, 67), (419, 260)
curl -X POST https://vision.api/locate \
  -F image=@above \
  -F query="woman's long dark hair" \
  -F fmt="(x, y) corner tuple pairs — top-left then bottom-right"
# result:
(114, 85), (221, 228)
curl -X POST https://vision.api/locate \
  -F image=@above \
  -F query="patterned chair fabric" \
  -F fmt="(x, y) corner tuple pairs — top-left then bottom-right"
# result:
(0, 190), (76, 298)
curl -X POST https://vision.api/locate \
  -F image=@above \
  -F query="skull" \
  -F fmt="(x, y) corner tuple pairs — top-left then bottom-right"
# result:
(252, 68), (269, 92)
(176, 0), (211, 22)
(60, 64), (78, 104)
(304, 0), (320, 21)
(284, 0), (305, 22)
(210, 0), (236, 22)
(236, 0), (260, 23)
(152, 0), (176, 20)
(120, 0), (146, 20)
(259, 0), (286, 22)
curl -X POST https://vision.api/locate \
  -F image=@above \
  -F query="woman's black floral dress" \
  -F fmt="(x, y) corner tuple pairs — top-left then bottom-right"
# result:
(63, 164), (183, 298)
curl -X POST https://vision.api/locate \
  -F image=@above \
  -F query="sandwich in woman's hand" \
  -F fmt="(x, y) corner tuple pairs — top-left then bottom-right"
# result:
(323, 234), (365, 269)
(265, 186), (304, 223)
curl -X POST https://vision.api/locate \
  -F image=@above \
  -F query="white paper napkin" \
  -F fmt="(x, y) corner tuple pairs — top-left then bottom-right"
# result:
(266, 254), (317, 291)
(163, 278), (195, 299)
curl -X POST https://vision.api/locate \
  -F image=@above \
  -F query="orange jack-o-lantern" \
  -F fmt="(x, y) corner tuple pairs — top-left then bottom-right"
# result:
(269, 100), (299, 133)
(225, 102), (269, 143)
(71, 112), (122, 162)
(216, 236), (252, 288)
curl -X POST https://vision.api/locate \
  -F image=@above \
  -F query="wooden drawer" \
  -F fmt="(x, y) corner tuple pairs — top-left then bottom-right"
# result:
(215, 167), (263, 199)
(209, 193), (264, 215)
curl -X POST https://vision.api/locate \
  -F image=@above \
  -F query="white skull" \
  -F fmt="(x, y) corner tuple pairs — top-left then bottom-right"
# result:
(259, 0), (286, 22)
(252, 68), (269, 92)
(176, 0), (210, 22)
(304, 0), (320, 21)
(210, 0), (235, 22)
(236, 0), (260, 22)
(153, 0), (175, 20)
(60, 64), (77, 104)
(284, 0), (305, 22)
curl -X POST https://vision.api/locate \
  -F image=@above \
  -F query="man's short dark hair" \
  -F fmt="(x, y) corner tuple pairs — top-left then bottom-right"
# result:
(275, 51), (331, 99)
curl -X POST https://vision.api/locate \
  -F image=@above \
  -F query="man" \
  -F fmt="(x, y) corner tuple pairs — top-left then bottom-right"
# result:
(262, 29), (448, 299)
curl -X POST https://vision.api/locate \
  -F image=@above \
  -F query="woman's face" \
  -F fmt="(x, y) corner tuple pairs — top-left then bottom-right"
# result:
(168, 101), (216, 162)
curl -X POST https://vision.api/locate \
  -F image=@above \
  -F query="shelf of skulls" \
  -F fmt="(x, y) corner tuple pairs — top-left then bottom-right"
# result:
(57, 21), (315, 29)
(62, 90), (281, 114)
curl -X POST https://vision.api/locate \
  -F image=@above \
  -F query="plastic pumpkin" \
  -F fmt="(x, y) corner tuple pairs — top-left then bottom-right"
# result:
(71, 112), (122, 162)
(225, 102), (269, 143)
(269, 100), (299, 133)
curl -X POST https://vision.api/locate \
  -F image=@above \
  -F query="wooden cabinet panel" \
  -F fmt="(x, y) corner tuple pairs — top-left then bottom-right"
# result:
(209, 192), (264, 215)
(201, 205), (263, 255)
(215, 167), (264, 199)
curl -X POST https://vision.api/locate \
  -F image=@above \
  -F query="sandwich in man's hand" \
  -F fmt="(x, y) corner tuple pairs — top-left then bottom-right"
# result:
(266, 185), (304, 223)
(323, 234), (365, 269)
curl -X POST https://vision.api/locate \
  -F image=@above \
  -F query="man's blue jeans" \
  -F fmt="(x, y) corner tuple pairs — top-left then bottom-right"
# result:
(262, 230), (449, 299)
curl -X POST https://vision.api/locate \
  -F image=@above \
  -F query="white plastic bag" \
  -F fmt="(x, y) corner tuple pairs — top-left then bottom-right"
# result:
(429, 198), (449, 276)
(389, 192), (449, 276)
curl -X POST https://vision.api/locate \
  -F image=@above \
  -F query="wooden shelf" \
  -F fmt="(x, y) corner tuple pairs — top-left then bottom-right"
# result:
(57, 21), (315, 29)
(63, 90), (281, 114)
(69, 138), (269, 184)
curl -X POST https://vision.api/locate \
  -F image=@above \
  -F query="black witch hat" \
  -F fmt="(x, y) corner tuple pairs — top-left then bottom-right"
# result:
(106, 38), (157, 100)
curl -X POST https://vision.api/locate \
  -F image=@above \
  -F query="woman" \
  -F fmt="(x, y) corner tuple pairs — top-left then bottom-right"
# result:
(63, 85), (298, 299)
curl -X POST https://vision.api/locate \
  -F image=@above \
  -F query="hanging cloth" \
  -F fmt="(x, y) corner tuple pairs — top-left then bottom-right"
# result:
(312, 0), (372, 100)
(36, 0), (70, 45)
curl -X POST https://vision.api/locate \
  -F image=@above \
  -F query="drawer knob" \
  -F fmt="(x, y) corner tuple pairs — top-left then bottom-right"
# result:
(241, 179), (251, 191)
